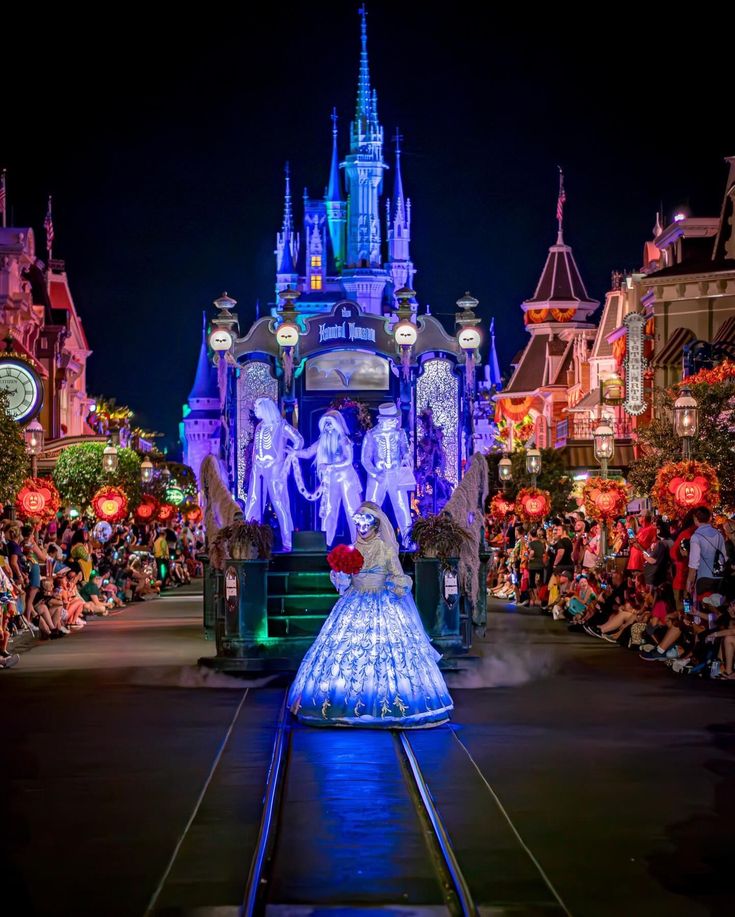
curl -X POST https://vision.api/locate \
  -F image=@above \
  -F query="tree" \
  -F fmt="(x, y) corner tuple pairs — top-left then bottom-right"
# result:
(485, 447), (574, 517)
(0, 392), (29, 504)
(53, 442), (142, 509)
(629, 381), (735, 509)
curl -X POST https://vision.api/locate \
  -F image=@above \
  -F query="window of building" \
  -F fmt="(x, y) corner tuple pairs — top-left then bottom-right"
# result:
(310, 275), (323, 290)
(310, 255), (322, 268)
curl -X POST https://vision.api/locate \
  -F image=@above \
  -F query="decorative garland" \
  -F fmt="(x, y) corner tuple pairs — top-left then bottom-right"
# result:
(328, 395), (374, 430)
(582, 477), (630, 521)
(515, 487), (552, 523)
(489, 493), (515, 521)
(91, 485), (129, 523)
(496, 396), (534, 422)
(525, 308), (549, 324)
(15, 476), (61, 523)
(674, 359), (735, 388)
(551, 308), (576, 322)
(652, 460), (720, 518)
(134, 494), (160, 524)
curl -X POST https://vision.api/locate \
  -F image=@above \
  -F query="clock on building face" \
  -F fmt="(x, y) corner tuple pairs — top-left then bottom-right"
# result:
(0, 358), (43, 422)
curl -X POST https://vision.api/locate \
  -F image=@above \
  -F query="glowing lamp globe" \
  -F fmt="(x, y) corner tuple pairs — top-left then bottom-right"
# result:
(673, 387), (698, 439)
(24, 419), (44, 455)
(526, 448), (542, 476)
(209, 328), (233, 352)
(498, 456), (513, 483)
(457, 326), (482, 351)
(275, 321), (300, 347)
(141, 458), (154, 483)
(103, 444), (119, 473)
(394, 319), (418, 347)
(593, 423), (615, 463)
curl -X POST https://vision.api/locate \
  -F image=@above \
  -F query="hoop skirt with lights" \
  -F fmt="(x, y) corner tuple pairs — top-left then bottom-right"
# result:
(288, 537), (453, 728)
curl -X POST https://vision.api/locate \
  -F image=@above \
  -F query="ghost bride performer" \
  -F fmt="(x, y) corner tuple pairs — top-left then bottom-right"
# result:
(294, 410), (363, 547)
(288, 501), (453, 728)
(243, 397), (303, 552)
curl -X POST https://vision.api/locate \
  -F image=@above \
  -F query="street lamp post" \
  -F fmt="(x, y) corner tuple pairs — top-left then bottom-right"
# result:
(526, 447), (541, 489)
(498, 455), (513, 492)
(673, 386), (698, 459)
(593, 420), (615, 566)
(24, 419), (44, 477)
(141, 458), (154, 484)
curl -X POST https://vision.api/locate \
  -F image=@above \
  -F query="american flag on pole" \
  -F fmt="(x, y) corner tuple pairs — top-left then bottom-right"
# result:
(44, 195), (54, 254)
(556, 167), (566, 225)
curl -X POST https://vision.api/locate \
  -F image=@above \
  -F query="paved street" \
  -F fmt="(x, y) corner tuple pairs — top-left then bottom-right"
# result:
(2, 589), (733, 916)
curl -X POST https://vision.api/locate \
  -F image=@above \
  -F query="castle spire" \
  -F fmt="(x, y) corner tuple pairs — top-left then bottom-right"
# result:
(276, 162), (299, 280)
(327, 108), (342, 203)
(556, 166), (566, 245)
(392, 127), (405, 218)
(188, 311), (218, 402)
(356, 4), (371, 125)
(282, 161), (293, 236)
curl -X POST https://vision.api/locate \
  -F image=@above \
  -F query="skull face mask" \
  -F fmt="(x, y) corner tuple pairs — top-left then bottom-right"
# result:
(352, 511), (378, 537)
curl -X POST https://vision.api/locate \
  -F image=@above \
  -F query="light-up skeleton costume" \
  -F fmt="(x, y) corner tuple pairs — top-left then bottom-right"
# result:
(361, 402), (415, 545)
(243, 397), (303, 552)
(295, 410), (363, 547)
(288, 502), (453, 728)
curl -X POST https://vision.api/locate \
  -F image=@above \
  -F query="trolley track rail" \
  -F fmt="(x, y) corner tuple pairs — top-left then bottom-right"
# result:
(243, 692), (479, 916)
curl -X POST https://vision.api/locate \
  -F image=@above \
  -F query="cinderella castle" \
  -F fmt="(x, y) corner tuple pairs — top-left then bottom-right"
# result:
(182, 7), (422, 479)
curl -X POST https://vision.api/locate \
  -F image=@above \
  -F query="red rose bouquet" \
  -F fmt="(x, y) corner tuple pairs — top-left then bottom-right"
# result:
(327, 544), (364, 575)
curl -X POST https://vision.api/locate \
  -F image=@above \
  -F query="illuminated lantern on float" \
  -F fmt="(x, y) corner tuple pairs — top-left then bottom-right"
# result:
(652, 460), (719, 518)
(582, 477), (630, 521)
(209, 328), (233, 352)
(394, 319), (418, 381)
(15, 477), (61, 523)
(91, 486), (129, 523)
(457, 326), (481, 391)
(93, 521), (113, 543)
(275, 320), (300, 387)
(135, 495), (160, 524)
(515, 487), (551, 523)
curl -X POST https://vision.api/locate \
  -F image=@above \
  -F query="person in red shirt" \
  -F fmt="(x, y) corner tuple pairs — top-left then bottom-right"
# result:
(670, 511), (695, 606)
(628, 513), (657, 574)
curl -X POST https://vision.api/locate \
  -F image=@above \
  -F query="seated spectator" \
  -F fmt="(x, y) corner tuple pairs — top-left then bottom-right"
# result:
(79, 574), (109, 616)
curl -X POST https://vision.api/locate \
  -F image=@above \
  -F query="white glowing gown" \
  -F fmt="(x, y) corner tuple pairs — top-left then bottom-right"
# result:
(288, 536), (453, 728)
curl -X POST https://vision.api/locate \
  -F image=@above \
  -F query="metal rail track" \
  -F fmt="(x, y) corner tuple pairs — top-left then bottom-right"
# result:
(243, 693), (478, 916)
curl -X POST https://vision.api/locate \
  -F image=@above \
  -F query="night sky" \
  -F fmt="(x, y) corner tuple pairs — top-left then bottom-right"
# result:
(3, 4), (731, 450)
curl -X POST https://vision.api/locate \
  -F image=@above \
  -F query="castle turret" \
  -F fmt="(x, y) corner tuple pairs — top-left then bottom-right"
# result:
(182, 313), (221, 487)
(385, 129), (415, 298)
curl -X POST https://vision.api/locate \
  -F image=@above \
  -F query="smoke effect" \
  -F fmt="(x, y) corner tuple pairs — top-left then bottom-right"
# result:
(445, 645), (558, 689)
(127, 665), (280, 689)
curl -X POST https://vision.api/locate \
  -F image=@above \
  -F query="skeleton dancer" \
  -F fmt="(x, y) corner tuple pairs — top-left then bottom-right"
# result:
(244, 397), (303, 551)
(296, 410), (363, 547)
(361, 402), (415, 545)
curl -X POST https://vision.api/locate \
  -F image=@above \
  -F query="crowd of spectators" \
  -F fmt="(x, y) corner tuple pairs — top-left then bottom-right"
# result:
(0, 514), (205, 670)
(487, 505), (735, 680)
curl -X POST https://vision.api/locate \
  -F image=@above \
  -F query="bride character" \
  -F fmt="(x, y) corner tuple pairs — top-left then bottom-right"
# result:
(288, 501), (453, 728)
(296, 410), (363, 547)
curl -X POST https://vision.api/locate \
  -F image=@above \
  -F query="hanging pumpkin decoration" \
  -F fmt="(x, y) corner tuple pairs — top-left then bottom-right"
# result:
(515, 487), (552, 523)
(157, 503), (176, 523)
(134, 494), (160, 524)
(15, 477), (61, 523)
(652, 460), (719, 518)
(91, 485), (129, 523)
(582, 477), (630, 522)
(489, 494), (515, 521)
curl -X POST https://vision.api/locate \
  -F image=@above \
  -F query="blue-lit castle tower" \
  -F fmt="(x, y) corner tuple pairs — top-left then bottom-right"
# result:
(273, 7), (414, 316)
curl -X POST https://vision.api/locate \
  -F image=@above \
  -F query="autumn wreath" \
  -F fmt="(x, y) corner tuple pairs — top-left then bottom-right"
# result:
(582, 477), (630, 521)
(15, 477), (61, 523)
(489, 493), (515, 522)
(515, 487), (552, 523)
(652, 460), (719, 518)
(91, 485), (129, 523)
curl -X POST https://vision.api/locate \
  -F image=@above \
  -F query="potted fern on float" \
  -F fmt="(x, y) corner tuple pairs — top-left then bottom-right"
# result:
(410, 513), (471, 654)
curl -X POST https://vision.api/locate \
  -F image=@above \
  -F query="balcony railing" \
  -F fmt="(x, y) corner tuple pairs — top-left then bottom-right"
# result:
(555, 418), (633, 447)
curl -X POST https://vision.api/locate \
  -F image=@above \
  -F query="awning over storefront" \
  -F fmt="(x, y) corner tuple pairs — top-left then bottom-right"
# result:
(563, 443), (636, 469)
(652, 327), (695, 367)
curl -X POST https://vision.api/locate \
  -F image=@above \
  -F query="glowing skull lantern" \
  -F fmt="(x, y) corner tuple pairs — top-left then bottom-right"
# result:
(209, 328), (233, 352)
(457, 327), (482, 351)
